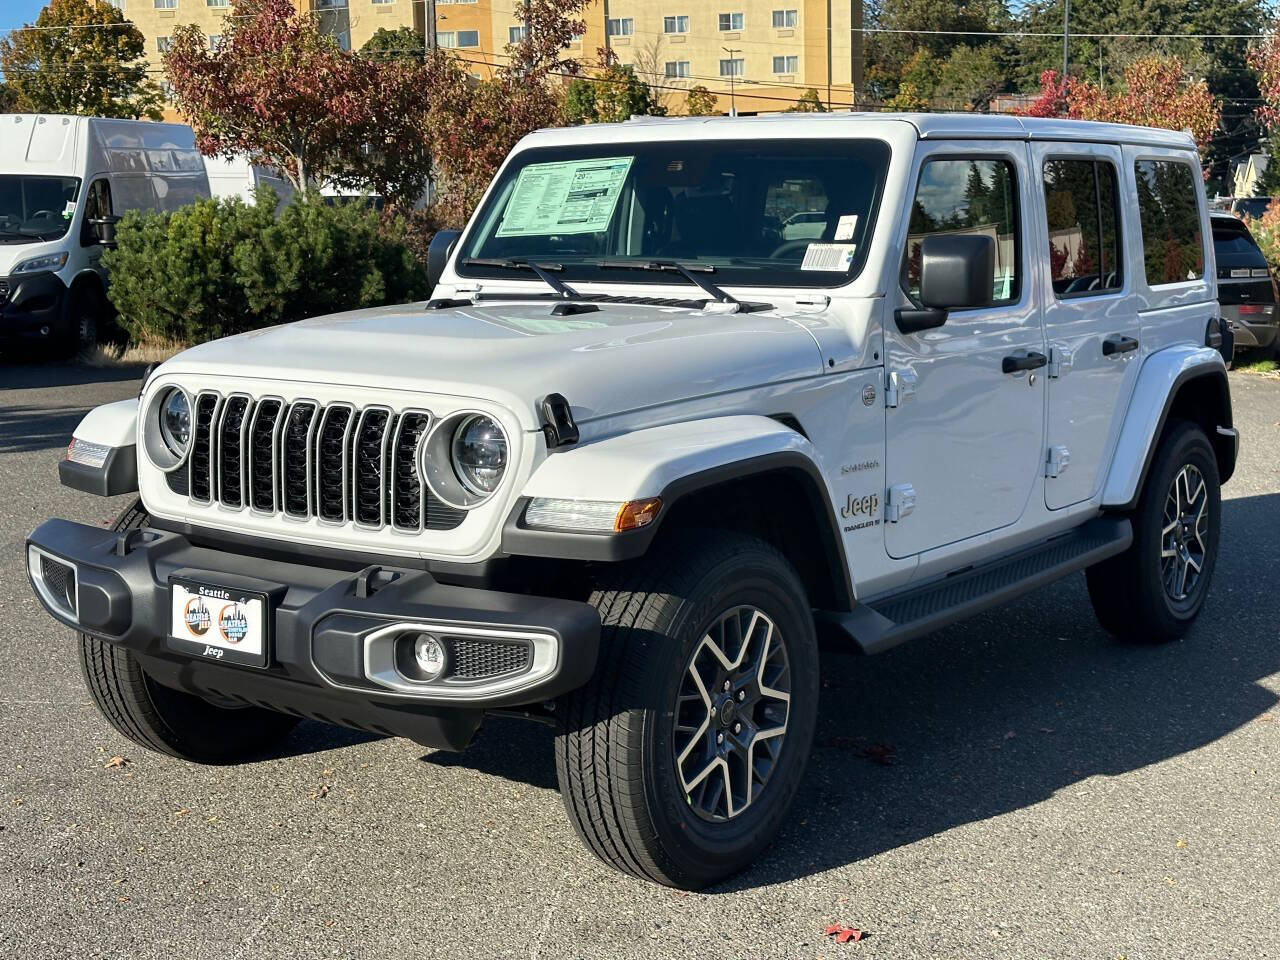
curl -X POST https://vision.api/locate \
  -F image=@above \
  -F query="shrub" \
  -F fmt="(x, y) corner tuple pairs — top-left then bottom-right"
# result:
(104, 187), (429, 347)
(1245, 200), (1280, 274)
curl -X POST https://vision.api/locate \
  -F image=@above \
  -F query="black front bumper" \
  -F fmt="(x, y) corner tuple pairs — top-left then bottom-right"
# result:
(0, 271), (67, 345)
(26, 518), (600, 750)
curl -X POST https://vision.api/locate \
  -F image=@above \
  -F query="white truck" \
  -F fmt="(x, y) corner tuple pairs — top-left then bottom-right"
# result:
(0, 114), (209, 354)
(27, 114), (1237, 889)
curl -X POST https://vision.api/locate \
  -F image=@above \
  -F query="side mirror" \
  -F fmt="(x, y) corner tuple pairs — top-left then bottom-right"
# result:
(87, 215), (119, 247)
(896, 234), (996, 334)
(427, 229), (461, 292)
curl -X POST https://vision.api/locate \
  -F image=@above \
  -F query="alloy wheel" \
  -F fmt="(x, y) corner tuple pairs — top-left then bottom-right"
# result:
(673, 605), (791, 822)
(1161, 463), (1209, 603)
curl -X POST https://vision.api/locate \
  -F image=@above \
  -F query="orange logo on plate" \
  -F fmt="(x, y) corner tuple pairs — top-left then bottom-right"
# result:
(184, 596), (212, 637)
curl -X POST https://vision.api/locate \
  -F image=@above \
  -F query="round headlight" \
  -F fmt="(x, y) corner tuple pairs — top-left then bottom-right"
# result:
(451, 415), (507, 496)
(159, 389), (191, 457)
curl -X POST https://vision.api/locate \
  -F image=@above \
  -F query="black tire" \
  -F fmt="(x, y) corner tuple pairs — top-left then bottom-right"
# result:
(1086, 420), (1222, 643)
(79, 500), (299, 764)
(64, 282), (104, 356)
(554, 530), (819, 889)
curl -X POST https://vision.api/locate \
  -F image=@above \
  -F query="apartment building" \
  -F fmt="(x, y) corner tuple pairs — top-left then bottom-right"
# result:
(121, 0), (862, 114)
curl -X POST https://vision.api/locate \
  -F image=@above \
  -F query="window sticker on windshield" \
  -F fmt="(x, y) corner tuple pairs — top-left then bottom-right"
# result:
(801, 243), (857, 271)
(833, 214), (858, 241)
(63, 201), (76, 219)
(496, 157), (634, 237)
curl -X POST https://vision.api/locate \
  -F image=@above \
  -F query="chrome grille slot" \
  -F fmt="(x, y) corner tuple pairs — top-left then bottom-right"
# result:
(315, 404), (354, 523)
(391, 411), (431, 531)
(352, 407), (391, 527)
(248, 398), (283, 512)
(189, 392), (221, 503)
(217, 395), (252, 508)
(282, 402), (318, 518)
(164, 390), (469, 536)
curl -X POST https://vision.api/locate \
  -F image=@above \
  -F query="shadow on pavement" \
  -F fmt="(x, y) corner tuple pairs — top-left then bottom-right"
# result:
(0, 361), (147, 391)
(0, 404), (91, 454)
(373, 493), (1279, 890)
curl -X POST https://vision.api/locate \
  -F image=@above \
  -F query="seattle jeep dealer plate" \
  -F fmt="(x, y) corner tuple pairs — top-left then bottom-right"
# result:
(168, 577), (270, 667)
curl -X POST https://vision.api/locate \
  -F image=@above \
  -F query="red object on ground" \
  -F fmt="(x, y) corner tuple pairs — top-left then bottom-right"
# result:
(824, 924), (865, 944)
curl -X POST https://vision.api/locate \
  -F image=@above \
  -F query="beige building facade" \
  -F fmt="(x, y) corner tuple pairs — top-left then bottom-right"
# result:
(118, 0), (861, 115)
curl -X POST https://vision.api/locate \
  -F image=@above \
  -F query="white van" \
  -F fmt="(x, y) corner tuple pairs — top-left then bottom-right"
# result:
(203, 154), (294, 211)
(0, 114), (210, 353)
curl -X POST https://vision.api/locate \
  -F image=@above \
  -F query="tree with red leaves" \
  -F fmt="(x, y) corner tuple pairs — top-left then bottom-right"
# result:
(1249, 25), (1280, 133)
(1020, 57), (1220, 156)
(164, 0), (434, 204)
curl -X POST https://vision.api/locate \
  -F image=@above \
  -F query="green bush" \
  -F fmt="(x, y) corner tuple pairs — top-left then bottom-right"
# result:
(104, 187), (429, 346)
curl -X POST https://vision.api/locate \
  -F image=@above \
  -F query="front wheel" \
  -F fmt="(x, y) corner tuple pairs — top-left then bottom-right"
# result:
(554, 531), (819, 889)
(1086, 420), (1222, 642)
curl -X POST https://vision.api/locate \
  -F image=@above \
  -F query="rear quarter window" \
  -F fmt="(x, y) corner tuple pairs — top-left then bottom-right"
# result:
(1134, 159), (1204, 286)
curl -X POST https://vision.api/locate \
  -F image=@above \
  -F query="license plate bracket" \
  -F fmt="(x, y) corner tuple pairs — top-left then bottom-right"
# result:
(168, 575), (272, 668)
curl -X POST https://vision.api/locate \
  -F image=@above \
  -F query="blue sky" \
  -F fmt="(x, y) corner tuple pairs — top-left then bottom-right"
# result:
(3, 2), (51, 36)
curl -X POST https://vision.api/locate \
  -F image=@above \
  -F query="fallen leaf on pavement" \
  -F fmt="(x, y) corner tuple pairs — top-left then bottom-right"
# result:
(311, 783), (331, 800)
(824, 924), (865, 944)
(103, 756), (132, 770)
(1176, 839), (1187, 848)
(858, 744), (896, 765)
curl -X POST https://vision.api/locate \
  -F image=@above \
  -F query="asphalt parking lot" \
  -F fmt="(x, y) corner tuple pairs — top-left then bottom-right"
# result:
(0, 361), (1277, 960)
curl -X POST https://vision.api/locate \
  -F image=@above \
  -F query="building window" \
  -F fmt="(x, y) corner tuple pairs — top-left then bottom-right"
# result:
(718, 12), (744, 30)
(438, 0), (477, 4)
(371, 0), (394, 4)
(457, 29), (479, 46)
(606, 18), (634, 37)
(509, 25), (527, 43)
(719, 58), (744, 77)
(771, 8), (797, 27)
(664, 60), (691, 78)
(663, 15), (689, 34)
(106, 0), (125, 9)
(153, 0), (176, 9)
(208, 34), (222, 50)
(206, 0), (227, 7)
(772, 54), (797, 74)
(438, 31), (457, 47)
(156, 36), (172, 53)
(336, 30), (351, 50)
(314, 0), (347, 8)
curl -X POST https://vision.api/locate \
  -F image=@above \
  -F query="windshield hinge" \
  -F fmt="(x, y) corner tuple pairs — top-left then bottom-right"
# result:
(701, 300), (742, 315)
(792, 295), (830, 313)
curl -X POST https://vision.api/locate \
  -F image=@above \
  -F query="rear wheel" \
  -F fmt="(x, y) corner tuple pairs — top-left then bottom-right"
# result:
(1086, 421), (1221, 643)
(80, 501), (299, 763)
(63, 282), (105, 355)
(554, 531), (819, 889)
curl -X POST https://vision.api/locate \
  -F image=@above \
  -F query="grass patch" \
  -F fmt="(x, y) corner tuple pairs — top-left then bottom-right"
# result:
(79, 340), (187, 368)
(1234, 355), (1279, 375)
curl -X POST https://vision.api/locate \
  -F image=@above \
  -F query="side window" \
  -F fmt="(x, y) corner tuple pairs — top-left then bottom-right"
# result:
(1043, 158), (1122, 297)
(905, 158), (1019, 304)
(1134, 159), (1204, 286)
(80, 179), (113, 246)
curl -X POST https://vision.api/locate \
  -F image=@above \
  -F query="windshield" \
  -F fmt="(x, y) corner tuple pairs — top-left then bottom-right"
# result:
(458, 139), (891, 288)
(0, 175), (81, 243)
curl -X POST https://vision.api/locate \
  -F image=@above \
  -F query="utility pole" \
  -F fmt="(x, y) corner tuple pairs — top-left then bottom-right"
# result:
(722, 46), (740, 116)
(424, 0), (437, 54)
(1061, 0), (1070, 78)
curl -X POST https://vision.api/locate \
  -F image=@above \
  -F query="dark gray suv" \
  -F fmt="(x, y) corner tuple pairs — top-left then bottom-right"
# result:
(1212, 213), (1279, 356)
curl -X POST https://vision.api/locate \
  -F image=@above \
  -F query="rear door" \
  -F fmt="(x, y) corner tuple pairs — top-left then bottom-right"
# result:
(883, 142), (1047, 559)
(1031, 142), (1142, 510)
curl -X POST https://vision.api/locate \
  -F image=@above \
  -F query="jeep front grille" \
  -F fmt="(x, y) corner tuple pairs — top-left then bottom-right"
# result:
(170, 392), (465, 532)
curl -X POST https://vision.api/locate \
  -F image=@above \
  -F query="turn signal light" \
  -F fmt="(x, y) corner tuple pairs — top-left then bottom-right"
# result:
(615, 498), (662, 532)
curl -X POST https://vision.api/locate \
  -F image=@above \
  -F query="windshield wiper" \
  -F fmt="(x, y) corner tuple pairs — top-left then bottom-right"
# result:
(460, 257), (582, 300)
(595, 259), (740, 308)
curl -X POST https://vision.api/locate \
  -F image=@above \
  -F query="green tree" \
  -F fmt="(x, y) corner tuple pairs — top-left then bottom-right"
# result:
(935, 44), (1002, 110)
(359, 26), (424, 63)
(564, 60), (664, 124)
(0, 0), (163, 119)
(786, 88), (829, 113)
(684, 85), (718, 116)
(563, 77), (600, 124)
(0, 82), (15, 111)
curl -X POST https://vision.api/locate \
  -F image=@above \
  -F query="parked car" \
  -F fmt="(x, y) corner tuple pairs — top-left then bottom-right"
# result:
(1211, 212), (1279, 357)
(27, 114), (1237, 890)
(0, 115), (209, 353)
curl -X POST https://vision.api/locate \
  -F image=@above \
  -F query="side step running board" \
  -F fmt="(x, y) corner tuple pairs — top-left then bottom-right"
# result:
(819, 515), (1132, 656)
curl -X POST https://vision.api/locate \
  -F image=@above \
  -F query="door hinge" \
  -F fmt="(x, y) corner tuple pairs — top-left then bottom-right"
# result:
(1046, 445), (1070, 479)
(885, 369), (917, 409)
(885, 483), (917, 523)
(1048, 344), (1073, 379)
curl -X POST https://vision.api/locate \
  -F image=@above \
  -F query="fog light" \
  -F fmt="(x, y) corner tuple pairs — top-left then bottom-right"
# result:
(413, 634), (447, 680)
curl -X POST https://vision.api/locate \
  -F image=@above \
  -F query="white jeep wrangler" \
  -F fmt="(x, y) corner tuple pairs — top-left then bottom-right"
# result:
(28, 114), (1237, 889)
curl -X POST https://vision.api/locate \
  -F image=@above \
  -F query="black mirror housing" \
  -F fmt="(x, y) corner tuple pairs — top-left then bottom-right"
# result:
(427, 229), (461, 292)
(918, 234), (995, 310)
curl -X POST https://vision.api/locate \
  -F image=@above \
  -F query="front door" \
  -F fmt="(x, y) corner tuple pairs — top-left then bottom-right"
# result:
(1031, 143), (1142, 510)
(884, 144), (1047, 559)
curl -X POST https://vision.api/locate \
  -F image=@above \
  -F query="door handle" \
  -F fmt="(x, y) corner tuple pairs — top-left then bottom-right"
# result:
(1102, 334), (1139, 356)
(1002, 351), (1048, 374)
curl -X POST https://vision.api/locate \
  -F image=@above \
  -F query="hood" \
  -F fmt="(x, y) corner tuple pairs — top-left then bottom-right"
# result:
(0, 237), (62, 274)
(162, 299), (827, 429)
